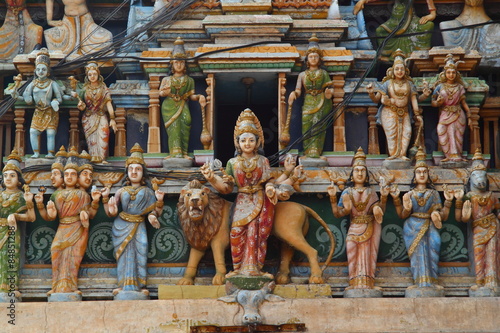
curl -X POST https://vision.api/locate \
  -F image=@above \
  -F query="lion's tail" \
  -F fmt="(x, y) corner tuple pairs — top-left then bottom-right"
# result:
(302, 205), (335, 273)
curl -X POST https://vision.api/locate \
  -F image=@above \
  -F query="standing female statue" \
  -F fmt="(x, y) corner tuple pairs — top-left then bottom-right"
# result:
(354, 0), (436, 61)
(367, 50), (429, 162)
(102, 143), (163, 300)
(159, 37), (206, 160)
(45, 147), (100, 300)
(74, 63), (117, 163)
(431, 55), (471, 164)
(201, 109), (301, 278)
(11, 49), (63, 158)
(394, 147), (453, 297)
(328, 147), (388, 296)
(288, 34), (333, 159)
(456, 150), (500, 297)
(0, 150), (35, 301)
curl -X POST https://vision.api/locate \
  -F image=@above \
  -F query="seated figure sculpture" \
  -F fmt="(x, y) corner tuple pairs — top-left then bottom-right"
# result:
(45, 0), (112, 56)
(354, 0), (436, 61)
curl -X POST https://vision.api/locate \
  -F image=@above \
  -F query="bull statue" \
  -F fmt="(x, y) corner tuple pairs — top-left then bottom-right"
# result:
(219, 281), (284, 325)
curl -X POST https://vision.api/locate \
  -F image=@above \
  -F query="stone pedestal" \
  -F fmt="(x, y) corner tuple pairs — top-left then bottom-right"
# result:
(344, 287), (382, 298)
(299, 157), (329, 167)
(405, 286), (445, 298)
(24, 157), (54, 167)
(114, 290), (150, 301)
(0, 292), (21, 303)
(227, 275), (273, 291)
(469, 286), (500, 297)
(382, 159), (411, 170)
(48, 292), (82, 302)
(440, 160), (469, 169)
(162, 157), (193, 169)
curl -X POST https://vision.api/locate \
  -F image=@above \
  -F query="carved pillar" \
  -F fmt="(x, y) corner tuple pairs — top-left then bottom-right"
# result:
(332, 74), (346, 151)
(0, 111), (14, 158)
(148, 75), (161, 153)
(69, 109), (80, 150)
(469, 106), (481, 154)
(204, 74), (215, 150)
(114, 107), (127, 156)
(367, 106), (379, 154)
(277, 73), (288, 150)
(479, 97), (500, 167)
(14, 109), (25, 156)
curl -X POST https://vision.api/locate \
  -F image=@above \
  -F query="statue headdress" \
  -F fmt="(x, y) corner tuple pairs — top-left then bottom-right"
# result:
(126, 143), (145, 168)
(85, 62), (100, 75)
(443, 54), (465, 71)
(471, 148), (487, 172)
(3, 149), (22, 174)
(352, 147), (366, 168)
(64, 146), (80, 171)
(414, 146), (428, 169)
(35, 48), (50, 68)
(305, 34), (322, 60)
(51, 146), (68, 172)
(78, 150), (93, 172)
(172, 37), (187, 59)
(234, 108), (264, 151)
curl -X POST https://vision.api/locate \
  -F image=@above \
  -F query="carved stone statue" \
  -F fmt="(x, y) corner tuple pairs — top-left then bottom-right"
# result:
(287, 35), (333, 160)
(44, 147), (100, 301)
(456, 150), (500, 297)
(159, 37), (206, 160)
(367, 49), (430, 165)
(328, 147), (388, 297)
(441, 0), (500, 64)
(0, 0), (43, 60)
(0, 150), (35, 302)
(431, 55), (471, 165)
(45, 0), (112, 56)
(11, 49), (63, 158)
(72, 63), (117, 163)
(102, 143), (162, 300)
(200, 108), (302, 279)
(354, 0), (436, 61)
(393, 147), (453, 297)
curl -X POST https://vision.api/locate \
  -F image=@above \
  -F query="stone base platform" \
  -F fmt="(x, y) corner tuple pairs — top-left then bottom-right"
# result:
(5, 297), (500, 332)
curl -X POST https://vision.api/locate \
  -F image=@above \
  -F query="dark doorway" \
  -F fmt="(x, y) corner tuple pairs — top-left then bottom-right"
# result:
(214, 73), (279, 165)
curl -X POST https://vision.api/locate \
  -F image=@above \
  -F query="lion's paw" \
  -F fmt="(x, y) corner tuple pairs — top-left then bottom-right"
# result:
(177, 277), (195, 285)
(212, 273), (226, 285)
(275, 272), (291, 285)
(309, 275), (324, 284)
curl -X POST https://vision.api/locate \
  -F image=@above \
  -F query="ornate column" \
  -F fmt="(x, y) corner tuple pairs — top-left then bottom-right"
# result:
(69, 109), (80, 150)
(278, 73), (288, 150)
(0, 110), (14, 158)
(332, 73), (346, 151)
(469, 106), (481, 154)
(367, 106), (380, 155)
(148, 75), (161, 153)
(14, 109), (25, 156)
(203, 74), (215, 150)
(114, 107), (127, 156)
(479, 97), (500, 167)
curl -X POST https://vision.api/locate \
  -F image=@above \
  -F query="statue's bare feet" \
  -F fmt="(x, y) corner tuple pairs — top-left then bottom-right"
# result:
(225, 270), (239, 278)
(141, 289), (149, 296)
(31, 152), (40, 159)
(260, 272), (274, 279)
(387, 155), (396, 160)
(183, 154), (193, 160)
(112, 288), (122, 296)
(47, 289), (54, 296)
(400, 156), (410, 161)
(75, 290), (82, 295)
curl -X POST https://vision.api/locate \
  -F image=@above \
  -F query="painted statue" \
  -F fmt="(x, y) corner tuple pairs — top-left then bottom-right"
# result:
(0, 150), (35, 301)
(328, 147), (388, 295)
(287, 34), (334, 159)
(0, 0), (43, 60)
(45, 147), (100, 299)
(200, 108), (301, 278)
(431, 55), (471, 163)
(456, 150), (500, 296)
(72, 63), (117, 163)
(441, 0), (500, 63)
(11, 49), (63, 158)
(35, 146), (67, 221)
(102, 144), (162, 300)
(45, 0), (112, 56)
(354, 0), (436, 61)
(367, 50), (430, 161)
(159, 37), (206, 160)
(394, 147), (453, 295)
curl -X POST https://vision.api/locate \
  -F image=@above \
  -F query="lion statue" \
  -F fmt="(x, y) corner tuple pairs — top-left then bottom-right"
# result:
(177, 179), (335, 285)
